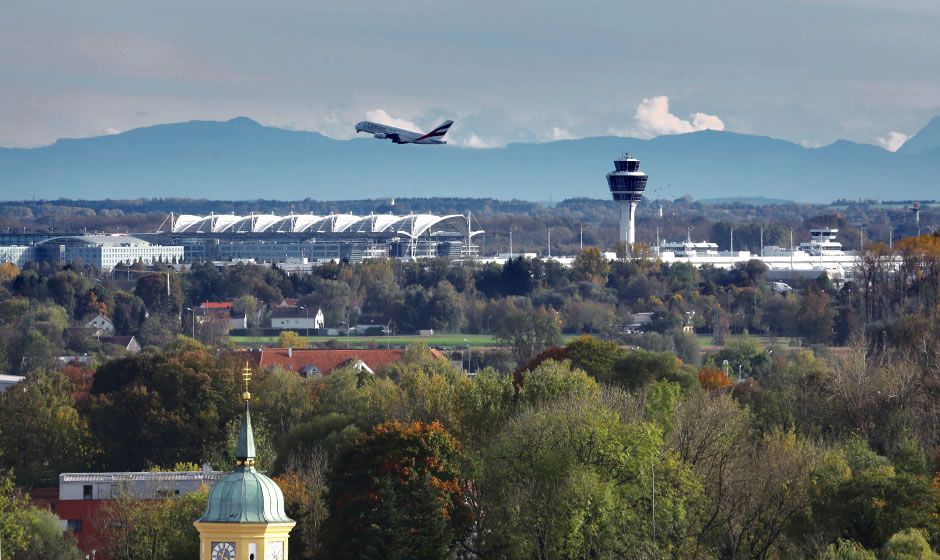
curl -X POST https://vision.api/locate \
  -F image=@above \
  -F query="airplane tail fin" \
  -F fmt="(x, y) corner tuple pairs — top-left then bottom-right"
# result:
(416, 120), (454, 142)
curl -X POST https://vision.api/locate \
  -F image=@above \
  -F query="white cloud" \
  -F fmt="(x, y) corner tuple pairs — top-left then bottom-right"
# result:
(549, 127), (577, 141)
(800, 139), (825, 148)
(633, 96), (725, 138)
(875, 130), (908, 152)
(103, 127), (121, 135)
(364, 109), (420, 132)
(462, 133), (503, 149)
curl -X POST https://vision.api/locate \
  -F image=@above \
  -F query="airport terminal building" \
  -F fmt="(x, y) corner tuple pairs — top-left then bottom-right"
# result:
(140, 212), (483, 263)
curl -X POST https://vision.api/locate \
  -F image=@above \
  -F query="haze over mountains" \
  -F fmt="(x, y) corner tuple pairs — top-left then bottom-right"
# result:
(2, 116), (939, 204)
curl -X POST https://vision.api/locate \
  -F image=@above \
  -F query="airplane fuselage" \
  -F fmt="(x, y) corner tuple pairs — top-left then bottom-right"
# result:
(355, 120), (452, 144)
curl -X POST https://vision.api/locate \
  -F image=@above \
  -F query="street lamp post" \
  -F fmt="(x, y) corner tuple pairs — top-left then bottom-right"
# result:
(299, 306), (308, 348)
(186, 307), (195, 339)
(548, 227), (553, 258)
(387, 321), (391, 349)
(463, 338), (470, 373)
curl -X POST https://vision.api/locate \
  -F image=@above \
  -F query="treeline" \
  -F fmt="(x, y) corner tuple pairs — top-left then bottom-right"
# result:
(0, 334), (938, 558)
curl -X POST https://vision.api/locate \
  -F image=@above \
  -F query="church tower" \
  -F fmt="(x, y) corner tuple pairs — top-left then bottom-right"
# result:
(194, 364), (295, 560)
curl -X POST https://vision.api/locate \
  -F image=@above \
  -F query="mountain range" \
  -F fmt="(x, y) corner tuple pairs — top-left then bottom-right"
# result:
(2, 116), (939, 204)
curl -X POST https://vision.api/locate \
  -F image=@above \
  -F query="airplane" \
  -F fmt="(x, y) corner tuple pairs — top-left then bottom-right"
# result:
(355, 119), (453, 144)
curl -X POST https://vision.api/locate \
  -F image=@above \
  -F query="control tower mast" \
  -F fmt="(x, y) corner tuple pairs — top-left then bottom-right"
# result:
(606, 153), (648, 244)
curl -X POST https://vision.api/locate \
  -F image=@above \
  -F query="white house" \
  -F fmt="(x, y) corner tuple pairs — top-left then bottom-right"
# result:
(85, 313), (115, 334)
(270, 307), (324, 330)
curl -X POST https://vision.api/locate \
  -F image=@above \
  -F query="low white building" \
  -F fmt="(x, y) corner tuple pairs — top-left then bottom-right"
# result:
(271, 307), (324, 330)
(0, 374), (25, 393)
(36, 235), (184, 270)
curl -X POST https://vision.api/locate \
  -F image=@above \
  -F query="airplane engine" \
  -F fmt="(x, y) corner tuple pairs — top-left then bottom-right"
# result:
(373, 133), (387, 139)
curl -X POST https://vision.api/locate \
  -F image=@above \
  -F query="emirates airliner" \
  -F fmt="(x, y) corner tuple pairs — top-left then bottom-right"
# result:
(355, 119), (454, 144)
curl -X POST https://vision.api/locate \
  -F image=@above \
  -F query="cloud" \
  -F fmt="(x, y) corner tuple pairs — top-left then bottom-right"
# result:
(633, 96), (725, 138)
(364, 109), (420, 132)
(875, 131), (908, 152)
(462, 133), (503, 149)
(549, 127), (578, 141)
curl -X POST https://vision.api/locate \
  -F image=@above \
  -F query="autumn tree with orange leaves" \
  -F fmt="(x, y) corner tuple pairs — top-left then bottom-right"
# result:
(698, 366), (732, 392)
(320, 421), (472, 560)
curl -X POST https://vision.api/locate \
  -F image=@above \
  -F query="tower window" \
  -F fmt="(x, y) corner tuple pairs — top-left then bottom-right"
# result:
(83, 484), (93, 499)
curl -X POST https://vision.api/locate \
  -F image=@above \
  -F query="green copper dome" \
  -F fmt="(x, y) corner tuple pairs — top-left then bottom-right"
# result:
(198, 403), (293, 524)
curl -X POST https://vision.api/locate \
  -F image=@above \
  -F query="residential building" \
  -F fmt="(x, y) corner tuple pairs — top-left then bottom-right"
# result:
(242, 348), (444, 378)
(85, 313), (115, 334)
(270, 307), (324, 330)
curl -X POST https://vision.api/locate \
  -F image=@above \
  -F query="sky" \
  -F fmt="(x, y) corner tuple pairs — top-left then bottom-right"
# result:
(2, 0), (939, 151)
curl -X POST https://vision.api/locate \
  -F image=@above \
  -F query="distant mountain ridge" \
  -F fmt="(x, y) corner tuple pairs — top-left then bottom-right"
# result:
(1, 116), (938, 203)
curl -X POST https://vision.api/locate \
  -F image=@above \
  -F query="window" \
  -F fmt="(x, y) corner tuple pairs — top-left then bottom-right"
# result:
(67, 519), (83, 532)
(155, 489), (180, 498)
(83, 484), (93, 499)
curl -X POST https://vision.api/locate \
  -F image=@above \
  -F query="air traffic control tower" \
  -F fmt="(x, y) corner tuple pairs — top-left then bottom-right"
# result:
(606, 153), (648, 244)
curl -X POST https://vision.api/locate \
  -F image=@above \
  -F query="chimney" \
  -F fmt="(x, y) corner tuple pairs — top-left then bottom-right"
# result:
(288, 347), (292, 357)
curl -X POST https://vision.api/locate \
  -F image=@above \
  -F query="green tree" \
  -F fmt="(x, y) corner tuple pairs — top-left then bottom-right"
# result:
(481, 398), (702, 559)
(565, 335), (624, 379)
(608, 348), (698, 391)
(713, 337), (771, 381)
(571, 247), (611, 284)
(135, 272), (183, 316)
(880, 528), (940, 560)
(821, 540), (876, 560)
(491, 299), (562, 365)
(10, 508), (83, 560)
(0, 368), (90, 487)
(87, 343), (239, 470)
(0, 469), (34, 552)
(428, 280), (464, 332)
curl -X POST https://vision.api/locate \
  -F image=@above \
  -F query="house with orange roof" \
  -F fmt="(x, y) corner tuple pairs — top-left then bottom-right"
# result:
(241, 347), (444, 378)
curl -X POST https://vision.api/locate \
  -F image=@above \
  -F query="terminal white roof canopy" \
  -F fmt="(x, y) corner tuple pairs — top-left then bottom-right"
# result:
(172, 212), (481, 239)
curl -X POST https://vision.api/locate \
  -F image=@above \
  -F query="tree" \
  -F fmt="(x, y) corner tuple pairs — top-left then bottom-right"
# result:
(571, 247), (610, 284)
(565, 335), (624, 380)
(95, 484), (209, 560)
(87, 344), (239, 470)
(480, 398), (702, 559)
(321, 421), (472, 560)
(9, 508), (83, 560)
(135, 272), (183, 316)
(428, 280), (463, 332)
(821, 540), (876, 560)
(0, 368), (90, 487)
(491, 299), (562, 365)
(274, 449), (330, 559)
(608, 348), (697, 391)
(0, 469), (33, 552)
(0, 261), (19, 284)
(279, 330), (305, 348)
(713, 337), (771, 381)
(697, 367), (731, 392)
(880, 528), (940, 560)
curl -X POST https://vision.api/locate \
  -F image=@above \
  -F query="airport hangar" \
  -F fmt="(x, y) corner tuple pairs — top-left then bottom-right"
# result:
(137, 212), (484, 263)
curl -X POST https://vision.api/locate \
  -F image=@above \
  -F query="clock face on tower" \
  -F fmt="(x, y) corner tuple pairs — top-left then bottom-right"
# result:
(267, 541), (284, 560)
(211, 541), (236, 560)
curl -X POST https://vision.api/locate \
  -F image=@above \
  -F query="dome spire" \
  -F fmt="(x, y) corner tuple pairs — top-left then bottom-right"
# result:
(236, 362), (255, 468)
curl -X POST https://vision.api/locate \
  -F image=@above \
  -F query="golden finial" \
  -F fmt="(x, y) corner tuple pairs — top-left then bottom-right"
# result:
(242, 362), (252, 401)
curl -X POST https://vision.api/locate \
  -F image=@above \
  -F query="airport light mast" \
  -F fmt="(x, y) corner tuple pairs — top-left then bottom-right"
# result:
(607, 153), (648, 244)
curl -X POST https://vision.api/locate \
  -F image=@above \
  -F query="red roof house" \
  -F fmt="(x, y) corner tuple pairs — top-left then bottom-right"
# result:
(241, 348), (445, 377)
